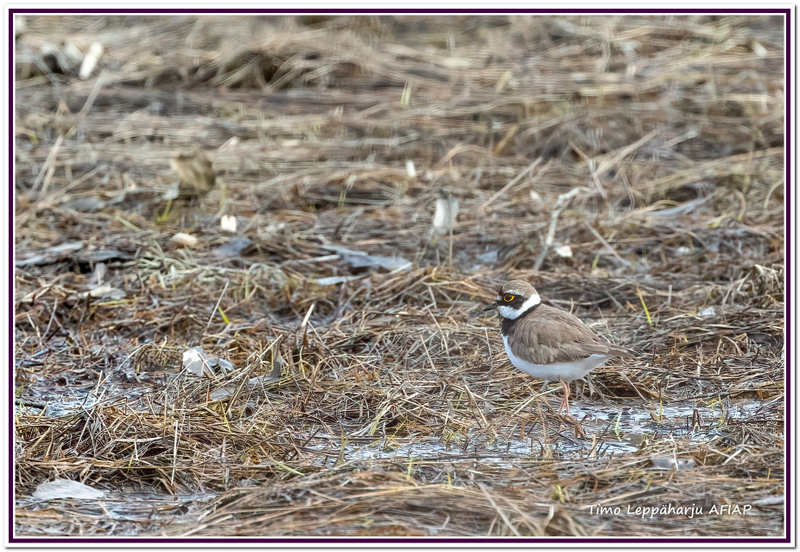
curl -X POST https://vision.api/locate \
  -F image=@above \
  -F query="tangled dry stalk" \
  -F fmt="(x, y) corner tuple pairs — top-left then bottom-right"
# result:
(14, 14), (784, 538)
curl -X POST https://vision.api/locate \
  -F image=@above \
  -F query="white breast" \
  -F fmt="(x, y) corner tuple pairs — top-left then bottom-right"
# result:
(501, 335), (609, 382)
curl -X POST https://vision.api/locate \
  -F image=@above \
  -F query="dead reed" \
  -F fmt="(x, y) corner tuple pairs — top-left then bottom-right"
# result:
(14, 14), (784, 538)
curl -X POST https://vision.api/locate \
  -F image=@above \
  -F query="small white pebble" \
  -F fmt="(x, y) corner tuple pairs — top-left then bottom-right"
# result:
(220, 215), (237, 233)
(171, 232), (198, 247)
(79, 42), (103, 80)
(752, 42), (768, 58)
(554, 244), (573, 258)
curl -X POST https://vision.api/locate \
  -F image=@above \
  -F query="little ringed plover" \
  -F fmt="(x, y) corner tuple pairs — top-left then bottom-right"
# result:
(484, 279), (634, 415)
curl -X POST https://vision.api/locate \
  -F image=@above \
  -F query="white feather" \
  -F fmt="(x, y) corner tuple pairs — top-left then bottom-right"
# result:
(502, 335), (609, 382)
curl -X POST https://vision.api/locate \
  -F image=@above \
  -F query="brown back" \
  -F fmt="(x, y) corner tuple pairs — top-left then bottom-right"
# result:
(505, 304), (634, 364)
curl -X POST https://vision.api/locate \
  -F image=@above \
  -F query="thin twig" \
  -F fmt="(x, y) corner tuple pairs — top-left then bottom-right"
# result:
(533, 187), (583, 271)
(204, 280), (229, 336)
(30, 135), (63, 200)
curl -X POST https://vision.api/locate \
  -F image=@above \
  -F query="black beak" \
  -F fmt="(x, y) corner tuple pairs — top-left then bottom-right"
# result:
(483, 302), (498, 312)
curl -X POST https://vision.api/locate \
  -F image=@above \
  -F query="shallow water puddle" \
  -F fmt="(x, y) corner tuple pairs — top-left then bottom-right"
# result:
(15, 383), (155, 418)
(300, 398), (777, 465)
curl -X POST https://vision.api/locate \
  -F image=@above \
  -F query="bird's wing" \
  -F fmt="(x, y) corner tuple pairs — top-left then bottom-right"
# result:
(510, 305), (632, 365)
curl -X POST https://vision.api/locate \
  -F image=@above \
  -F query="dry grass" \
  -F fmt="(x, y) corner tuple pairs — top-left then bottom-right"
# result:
(14, 14), (785, 538)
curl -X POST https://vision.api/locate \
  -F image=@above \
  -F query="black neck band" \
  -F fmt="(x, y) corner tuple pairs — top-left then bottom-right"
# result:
(500, 302), (540, 335)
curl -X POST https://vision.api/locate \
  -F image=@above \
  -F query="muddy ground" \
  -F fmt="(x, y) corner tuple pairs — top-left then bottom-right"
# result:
(13, 14), (785, 539)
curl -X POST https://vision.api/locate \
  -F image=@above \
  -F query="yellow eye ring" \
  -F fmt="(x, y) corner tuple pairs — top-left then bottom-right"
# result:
(503, 294), (514, 302)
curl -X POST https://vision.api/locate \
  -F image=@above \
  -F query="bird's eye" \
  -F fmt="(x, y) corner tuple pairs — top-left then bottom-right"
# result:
(503, 294), (514, 302)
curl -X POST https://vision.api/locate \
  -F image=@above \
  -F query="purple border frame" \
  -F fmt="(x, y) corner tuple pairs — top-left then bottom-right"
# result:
(9, 7), (792, 545)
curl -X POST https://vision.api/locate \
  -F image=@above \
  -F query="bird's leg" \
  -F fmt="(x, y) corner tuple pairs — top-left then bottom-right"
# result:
(556, 380), (586, 437)
(559, 380), (570, 416)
